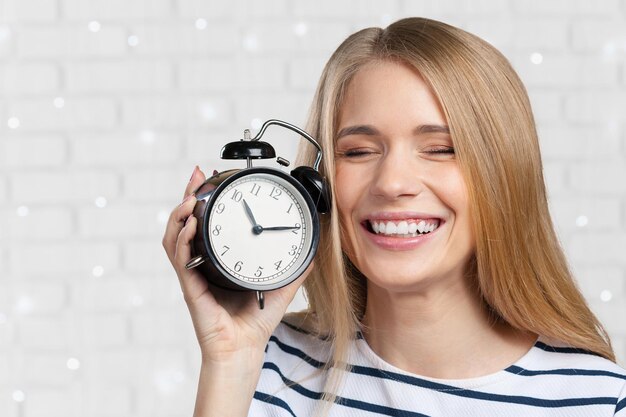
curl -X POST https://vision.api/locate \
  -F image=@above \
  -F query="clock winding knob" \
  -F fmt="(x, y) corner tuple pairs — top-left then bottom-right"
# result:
(186, 255), (207, 270)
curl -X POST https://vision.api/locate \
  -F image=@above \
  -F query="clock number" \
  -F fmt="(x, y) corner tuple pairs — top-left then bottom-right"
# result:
(254, 266), (264, 277)
(269, 186), (282, 200)
(288, 245), (298, 256)
(231, 189), (243, 202)
(286, 203), (293, 214)
(250, 183), (261, 196)
(292, 223), (301, 234)
(215, 203), (225, 214)
(234, 261), (243, 272)
(212, 225), (222, 236)
(274, 260), (282, 271)
(220, 245), (230, 256)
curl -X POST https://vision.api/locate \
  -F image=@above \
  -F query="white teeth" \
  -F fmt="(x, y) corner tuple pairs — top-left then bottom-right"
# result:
(370, 219), (440, 237)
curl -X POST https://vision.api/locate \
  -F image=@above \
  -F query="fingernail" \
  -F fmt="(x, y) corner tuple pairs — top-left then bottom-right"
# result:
(185, 214), (193, 226)
(189, 165), (199, 183)
(213, 169), (219, 176)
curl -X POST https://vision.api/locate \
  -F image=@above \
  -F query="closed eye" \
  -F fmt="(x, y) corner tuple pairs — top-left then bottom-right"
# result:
(337, 148), (377, 158)
(425, 146), (455, 155)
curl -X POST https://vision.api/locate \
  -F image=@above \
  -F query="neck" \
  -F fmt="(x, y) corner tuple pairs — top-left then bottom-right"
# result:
(361, 275), (535, 379)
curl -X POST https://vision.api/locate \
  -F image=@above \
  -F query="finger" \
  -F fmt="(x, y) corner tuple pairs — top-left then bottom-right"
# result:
(184, 166), (207, 199)
(173, 215), (211, 300)
(164, 165), (205, 259)
(259, 262), (313, 319)
(273, 262), (313, 306)
(163, 193), (198, 262)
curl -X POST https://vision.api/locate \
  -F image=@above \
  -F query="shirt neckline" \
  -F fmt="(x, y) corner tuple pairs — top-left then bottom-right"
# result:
(352, 333), (542, 390)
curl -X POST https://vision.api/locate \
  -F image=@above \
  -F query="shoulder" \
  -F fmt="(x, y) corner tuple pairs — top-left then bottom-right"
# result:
(519, 336), (626, 377)
(508, 336), (626, 415)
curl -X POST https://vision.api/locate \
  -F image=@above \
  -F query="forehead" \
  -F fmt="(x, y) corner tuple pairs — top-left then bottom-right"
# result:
(338, 60), (446, 128)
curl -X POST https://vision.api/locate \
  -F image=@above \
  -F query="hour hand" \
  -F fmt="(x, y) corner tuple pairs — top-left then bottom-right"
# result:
(242, 199), (259, 227)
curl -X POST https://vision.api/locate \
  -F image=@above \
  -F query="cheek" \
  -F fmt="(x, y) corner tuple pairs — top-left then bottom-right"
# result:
(435, 166), (469, 212)
(442, 170), (475, 247)
(334, 164), (362, 250)
(334, 163), (357, 219)
(425, 166), (473, 232)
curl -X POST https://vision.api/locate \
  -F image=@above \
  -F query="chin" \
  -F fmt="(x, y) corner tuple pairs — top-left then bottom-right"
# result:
(361, 258), (470, 296)
(363, 268), (437, 294)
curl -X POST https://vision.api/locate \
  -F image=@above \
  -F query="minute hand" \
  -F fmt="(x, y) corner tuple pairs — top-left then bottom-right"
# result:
(261, 225), (301, 231)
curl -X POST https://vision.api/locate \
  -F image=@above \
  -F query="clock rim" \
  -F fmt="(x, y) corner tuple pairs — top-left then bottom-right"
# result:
(201, 166), (320, 291)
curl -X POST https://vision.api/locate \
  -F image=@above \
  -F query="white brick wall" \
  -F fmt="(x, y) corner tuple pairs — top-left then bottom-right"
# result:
(17, 25), (128, 58)
(1, 1), (625, 416)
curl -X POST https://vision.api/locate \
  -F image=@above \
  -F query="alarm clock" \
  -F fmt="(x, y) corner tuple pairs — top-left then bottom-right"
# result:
(185, 119), (330, 309)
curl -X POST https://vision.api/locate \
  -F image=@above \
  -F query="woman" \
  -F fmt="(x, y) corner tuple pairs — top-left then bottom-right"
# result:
(163, 17), (626, 416)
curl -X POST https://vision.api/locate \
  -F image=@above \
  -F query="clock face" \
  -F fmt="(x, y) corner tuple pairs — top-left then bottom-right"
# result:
(206, 171), (316, 288)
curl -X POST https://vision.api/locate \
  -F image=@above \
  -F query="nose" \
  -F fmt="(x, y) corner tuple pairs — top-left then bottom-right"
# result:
(370, 148), (422, 200)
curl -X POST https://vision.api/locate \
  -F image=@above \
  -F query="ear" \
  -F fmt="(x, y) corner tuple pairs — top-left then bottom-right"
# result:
(290, 166), (331, 214)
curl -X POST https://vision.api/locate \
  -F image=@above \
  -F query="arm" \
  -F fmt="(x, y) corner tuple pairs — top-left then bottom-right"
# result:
(194, 349), (265, 417)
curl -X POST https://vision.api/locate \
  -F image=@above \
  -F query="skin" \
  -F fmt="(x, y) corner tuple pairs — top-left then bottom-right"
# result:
(335, 60), (535, 379)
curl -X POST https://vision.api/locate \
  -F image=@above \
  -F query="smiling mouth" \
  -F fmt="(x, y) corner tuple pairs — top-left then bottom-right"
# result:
(365, 219), (441, 237)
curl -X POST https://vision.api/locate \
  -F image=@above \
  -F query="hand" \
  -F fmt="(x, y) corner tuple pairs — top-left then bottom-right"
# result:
(162, 166), (309, 363)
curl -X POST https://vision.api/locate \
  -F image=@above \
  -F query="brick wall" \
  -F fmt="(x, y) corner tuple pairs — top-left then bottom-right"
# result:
(1, 1), (625, 416)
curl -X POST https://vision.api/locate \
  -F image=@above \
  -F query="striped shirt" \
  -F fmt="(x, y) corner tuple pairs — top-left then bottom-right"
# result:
(250, 321), (626, 416)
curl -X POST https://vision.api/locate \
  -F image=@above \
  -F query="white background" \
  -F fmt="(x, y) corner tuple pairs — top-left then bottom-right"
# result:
(1, 0), (625, 416)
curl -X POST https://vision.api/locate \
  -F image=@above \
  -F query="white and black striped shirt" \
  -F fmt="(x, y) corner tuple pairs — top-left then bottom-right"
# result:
(250, 321), (626, 416)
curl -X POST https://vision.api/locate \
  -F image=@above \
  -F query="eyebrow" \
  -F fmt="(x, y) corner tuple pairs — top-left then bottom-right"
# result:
(336, 124), (450, 139)
(416, 124), (450, 135)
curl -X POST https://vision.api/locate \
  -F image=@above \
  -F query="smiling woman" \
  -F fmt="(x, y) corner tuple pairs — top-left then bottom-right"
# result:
(163, 17), (626, 417)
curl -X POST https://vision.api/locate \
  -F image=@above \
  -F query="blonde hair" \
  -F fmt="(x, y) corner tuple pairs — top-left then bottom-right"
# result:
(295, 16), (614, 413)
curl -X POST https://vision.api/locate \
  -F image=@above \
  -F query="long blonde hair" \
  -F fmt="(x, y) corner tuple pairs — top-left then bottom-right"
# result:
(296, 16), (614, 412)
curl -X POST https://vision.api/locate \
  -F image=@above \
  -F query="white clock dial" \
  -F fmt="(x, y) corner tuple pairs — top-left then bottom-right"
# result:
(207, 172), (314, 286)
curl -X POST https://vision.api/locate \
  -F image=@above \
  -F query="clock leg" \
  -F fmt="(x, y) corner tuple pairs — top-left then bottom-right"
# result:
(256, 291), (265, 310)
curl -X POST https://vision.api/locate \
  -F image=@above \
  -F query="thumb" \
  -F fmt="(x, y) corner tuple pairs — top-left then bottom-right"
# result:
(270, 262), (313, 309)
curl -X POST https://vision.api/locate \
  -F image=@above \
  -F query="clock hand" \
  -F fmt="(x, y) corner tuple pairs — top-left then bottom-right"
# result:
(242, 199), (260, 227)
(260, 225), (301, 231)
(242, 199), (266, 235)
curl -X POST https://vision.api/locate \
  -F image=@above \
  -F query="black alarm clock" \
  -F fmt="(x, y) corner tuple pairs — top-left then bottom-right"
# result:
(185, 119), (330, 309)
